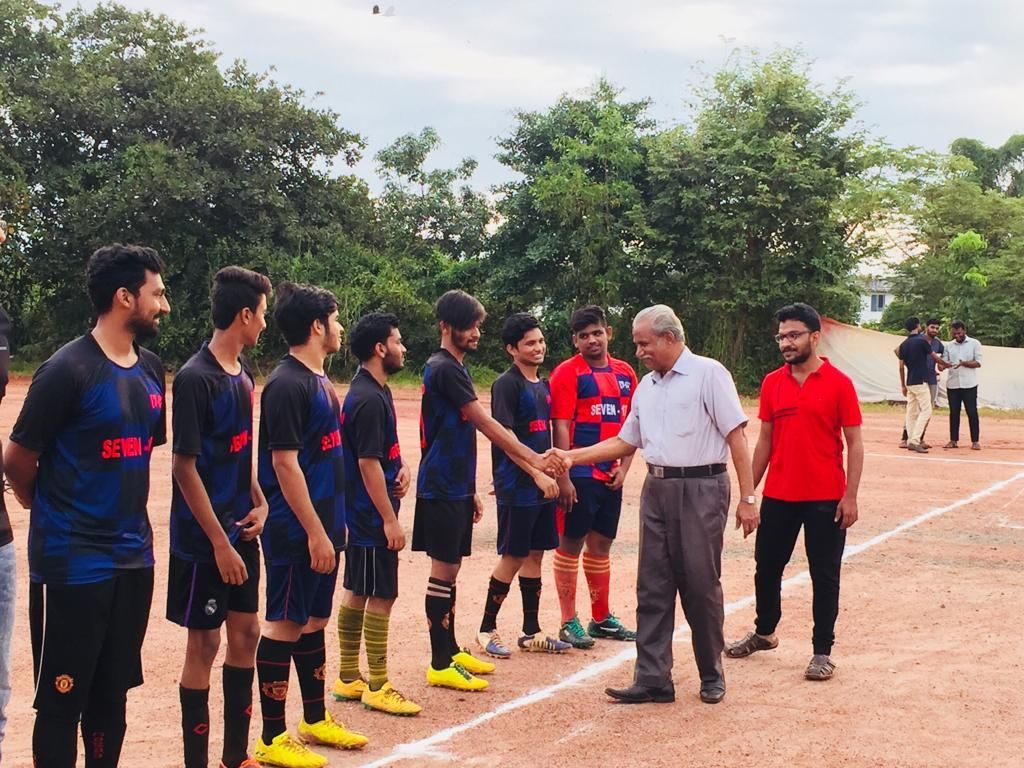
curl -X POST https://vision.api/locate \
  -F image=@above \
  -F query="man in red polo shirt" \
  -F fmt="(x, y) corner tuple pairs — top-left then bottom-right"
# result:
(725, 303), (863, 681)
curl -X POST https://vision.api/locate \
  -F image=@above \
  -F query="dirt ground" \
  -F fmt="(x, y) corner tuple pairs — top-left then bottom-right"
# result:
(1, 376), (1022, 768)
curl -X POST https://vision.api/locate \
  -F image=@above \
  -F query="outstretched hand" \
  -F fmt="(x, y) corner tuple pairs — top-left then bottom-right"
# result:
(540, 448), (572, 477)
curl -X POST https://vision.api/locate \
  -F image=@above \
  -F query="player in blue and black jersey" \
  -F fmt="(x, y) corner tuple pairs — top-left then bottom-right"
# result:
(476, 314), (572, 660)
(167, 267), (272, 768)
(253, 283), (367, 768)
(5, 244), (170, 767)
(414, 291), (565, 692)
(331, 313), (421, 716)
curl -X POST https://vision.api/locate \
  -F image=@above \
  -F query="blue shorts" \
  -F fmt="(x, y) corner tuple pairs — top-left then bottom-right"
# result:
(497, 502), (558, 558)
(265, 559), (340, 625)
(559, 478), (623, 541)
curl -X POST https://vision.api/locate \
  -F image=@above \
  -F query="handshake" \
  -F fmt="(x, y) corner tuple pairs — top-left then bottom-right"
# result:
(536, 448), (573, 477)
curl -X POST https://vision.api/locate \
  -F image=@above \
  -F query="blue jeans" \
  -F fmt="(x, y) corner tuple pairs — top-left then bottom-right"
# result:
(0, 542), (14, 760)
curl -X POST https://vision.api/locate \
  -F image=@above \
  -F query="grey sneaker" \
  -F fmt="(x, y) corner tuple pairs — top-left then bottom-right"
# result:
(559, 616), (595, 649)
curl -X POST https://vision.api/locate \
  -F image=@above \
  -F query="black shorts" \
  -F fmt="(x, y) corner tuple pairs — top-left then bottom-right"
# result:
(412, 498), (474, 564)
(166, 538), (260, 629)
(30, 567), (154, 716)
(343, 545), (399, 600)
(497, 502), (559, 558)
(559, 478), (623, 541)
(265, 559), (339, 625)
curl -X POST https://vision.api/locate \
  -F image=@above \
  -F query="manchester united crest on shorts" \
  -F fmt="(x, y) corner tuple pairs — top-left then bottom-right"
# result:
(54, 673), (74, 694)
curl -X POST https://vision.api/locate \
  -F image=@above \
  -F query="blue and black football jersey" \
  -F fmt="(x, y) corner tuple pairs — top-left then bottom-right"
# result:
(258, 355), (346, 565)
(10, 335), (167, 585)
(491, 367), (551, 507)
(170, 343), (255, 562)
(416, 349), (478, 501)
(342, 368), (401, 548)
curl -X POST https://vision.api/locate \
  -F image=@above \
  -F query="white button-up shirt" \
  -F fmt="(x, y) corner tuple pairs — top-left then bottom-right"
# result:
(942, 336), (983, 389)
(618, 347), (748, 466)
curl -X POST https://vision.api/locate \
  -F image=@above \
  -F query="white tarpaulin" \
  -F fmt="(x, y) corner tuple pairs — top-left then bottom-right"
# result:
(817, 318), (1024, 409)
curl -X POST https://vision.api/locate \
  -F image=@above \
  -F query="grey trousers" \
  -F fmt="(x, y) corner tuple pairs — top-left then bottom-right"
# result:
(633, 473), (730, 689)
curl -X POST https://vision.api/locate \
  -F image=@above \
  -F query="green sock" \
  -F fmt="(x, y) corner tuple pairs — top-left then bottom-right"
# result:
(364, 610), (390, 692)
(337, 605), (365, 683)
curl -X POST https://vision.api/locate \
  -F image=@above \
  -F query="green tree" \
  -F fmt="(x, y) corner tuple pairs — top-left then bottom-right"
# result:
(950, 135), (1024, 196)
(489, 79), (653, 361)
(0, 0), (367, 364)
(645, 51), (867, 386)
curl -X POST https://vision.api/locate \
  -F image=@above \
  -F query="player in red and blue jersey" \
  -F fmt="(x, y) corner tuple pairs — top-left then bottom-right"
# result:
(253, 283), (367, 767)
(167, 267), (271, 768)
(6, 245), (169, 767)
(476, 314), (569, 660)
(331, 313), (421, 717)
(414, 291), (563, 692)
(549, 305), (639, 648)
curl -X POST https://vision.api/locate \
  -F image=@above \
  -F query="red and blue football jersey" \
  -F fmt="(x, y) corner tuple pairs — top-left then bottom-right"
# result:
(549, 354), (637, 482)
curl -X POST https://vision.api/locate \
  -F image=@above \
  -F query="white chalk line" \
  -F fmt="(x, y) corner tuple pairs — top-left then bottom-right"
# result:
(865, 452), (1024, 467)
(357, 470), (1024, 767)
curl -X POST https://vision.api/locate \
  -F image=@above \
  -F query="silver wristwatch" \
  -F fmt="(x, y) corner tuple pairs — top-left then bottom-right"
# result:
(741, 495), (756, 504)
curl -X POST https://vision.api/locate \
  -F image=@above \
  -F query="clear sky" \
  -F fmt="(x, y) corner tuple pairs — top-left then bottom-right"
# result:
(78, 0), (1023, 190)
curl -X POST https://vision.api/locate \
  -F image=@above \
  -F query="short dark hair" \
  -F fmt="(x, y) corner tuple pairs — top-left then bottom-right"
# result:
(434, 290), (486, 331)
(501, 313), (540, 349)
(211, 266), (272, 330)
(951, 320), (966, 331)
(904, 316), (921, 333)
(925, 318), (941, 327)
(774, 303), (821, 332)
(86, 244), (165, 314)
(349, 312), (400, 362)
(570, 305), (607, 333)
(273, 281), (339, 346)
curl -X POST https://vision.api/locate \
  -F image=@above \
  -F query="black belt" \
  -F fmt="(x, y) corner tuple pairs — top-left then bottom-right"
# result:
(647, 463), (727, 479)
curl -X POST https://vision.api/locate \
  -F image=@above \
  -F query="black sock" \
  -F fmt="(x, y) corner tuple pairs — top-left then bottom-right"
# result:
(426, 577), (454, 670)
(32, 712), (78, 767)
(480, 576), (511, 633)
(292, 630), (327, 725)
(520, 576), (543, 636)
(81, 691), (128, 768)
(449, 582), (461, 655)
(222, 665), (254, 768)
(256, 636), (293, 743)
(180, 685), (210, 768)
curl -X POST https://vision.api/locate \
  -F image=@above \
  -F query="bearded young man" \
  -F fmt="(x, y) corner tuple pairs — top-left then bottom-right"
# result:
(6, 244), (170, 767)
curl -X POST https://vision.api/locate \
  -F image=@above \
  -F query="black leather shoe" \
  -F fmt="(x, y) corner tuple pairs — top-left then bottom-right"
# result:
(605, 684), (675, 703)
(699, 682), (726, 704)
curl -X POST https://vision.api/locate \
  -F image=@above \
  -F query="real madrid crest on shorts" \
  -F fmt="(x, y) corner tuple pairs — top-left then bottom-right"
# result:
(204, 598), (218, 616)
(54, 673), (75, 694)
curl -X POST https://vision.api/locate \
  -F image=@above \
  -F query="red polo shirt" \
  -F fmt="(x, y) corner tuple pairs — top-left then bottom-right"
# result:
(758, 358), (862, 502)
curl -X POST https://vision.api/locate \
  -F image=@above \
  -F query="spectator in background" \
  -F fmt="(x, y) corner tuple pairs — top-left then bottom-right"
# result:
(0, 217), (14, 762)
(897, 317), (941, 454)
(942, 321), (983, 450)
(897, 318), (945, 449)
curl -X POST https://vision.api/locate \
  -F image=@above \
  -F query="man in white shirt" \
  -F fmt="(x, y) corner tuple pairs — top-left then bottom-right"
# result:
(941, 321), (983, 450)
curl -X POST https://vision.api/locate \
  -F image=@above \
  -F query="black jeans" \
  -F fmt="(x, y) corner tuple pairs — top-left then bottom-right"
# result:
(754, 498), (846, 655)
(947, 386), (979, 443)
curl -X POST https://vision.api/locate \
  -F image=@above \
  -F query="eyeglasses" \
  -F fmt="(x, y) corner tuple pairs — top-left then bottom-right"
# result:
(773, 330), (811, 344)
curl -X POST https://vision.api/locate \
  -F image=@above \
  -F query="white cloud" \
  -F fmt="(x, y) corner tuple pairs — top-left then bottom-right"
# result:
(245, 0), (598, 107)
(860, 63), (958, 87)
(601, 1), (773, 53)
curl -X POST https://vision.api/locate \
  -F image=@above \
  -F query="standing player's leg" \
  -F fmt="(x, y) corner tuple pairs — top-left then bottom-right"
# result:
(584, 484), (635, 641)
(220, 537), (261, 768)
(293, 565), (367, 751)
(517, 503), (570, 653)
(415, 498), (491, 689)
(179, 628), (220, 768)
(478, 504), (525, 659)
(553, 479), (595, 649)
(333, 586), (368, 702)
(802, 500), (846, 681)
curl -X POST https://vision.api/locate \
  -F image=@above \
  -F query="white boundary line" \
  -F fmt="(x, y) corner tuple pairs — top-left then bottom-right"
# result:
(357, 470), (1024, 767)
(864, 452), (1024, 467)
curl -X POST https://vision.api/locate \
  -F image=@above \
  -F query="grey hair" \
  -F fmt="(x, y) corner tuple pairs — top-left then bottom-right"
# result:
(633, 304), (685, 343)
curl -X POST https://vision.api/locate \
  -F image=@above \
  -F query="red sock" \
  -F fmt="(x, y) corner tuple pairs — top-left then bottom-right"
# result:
(552, 549), (579, 624)
(582, 553), (610, 622)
